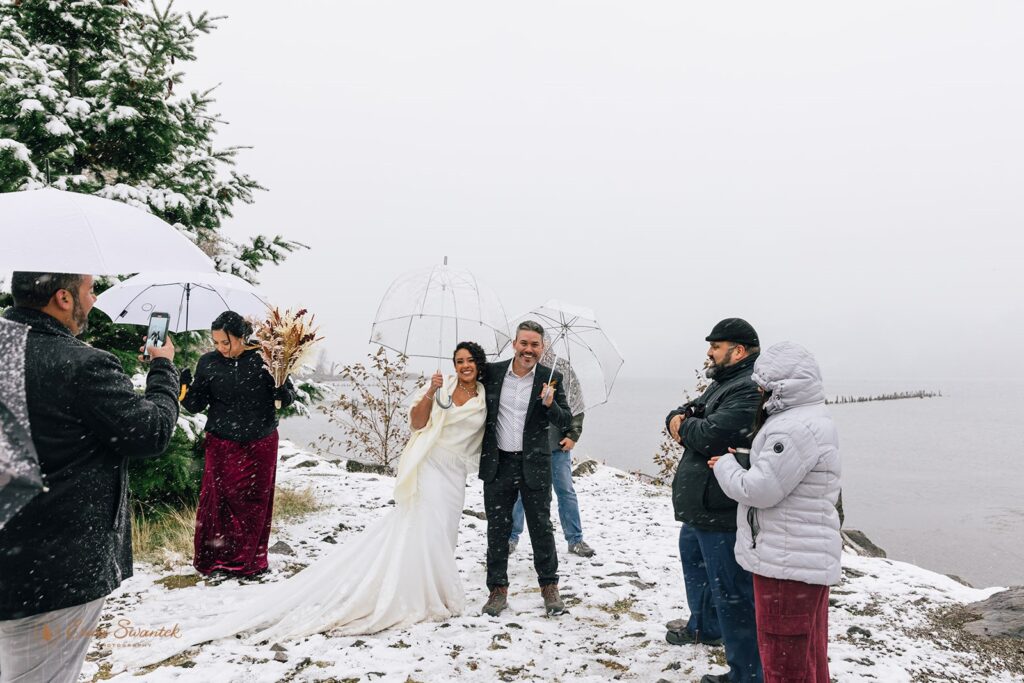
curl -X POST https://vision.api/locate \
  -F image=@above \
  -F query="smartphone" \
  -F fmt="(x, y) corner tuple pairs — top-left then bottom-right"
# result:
(734, 447), (752, 470)
(143, 312), (170, 361)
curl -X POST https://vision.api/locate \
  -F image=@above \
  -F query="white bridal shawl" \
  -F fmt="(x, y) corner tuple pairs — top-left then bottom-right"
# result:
(393, 376), (484, 504)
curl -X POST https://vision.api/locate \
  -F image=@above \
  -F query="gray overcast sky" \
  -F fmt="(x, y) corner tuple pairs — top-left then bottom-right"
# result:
(172, 1), (1023, 382)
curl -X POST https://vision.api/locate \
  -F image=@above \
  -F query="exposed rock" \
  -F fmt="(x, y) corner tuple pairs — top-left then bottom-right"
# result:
(273, 651), (288, 663)
(293, 460), (319, 468)
(269, 541), (295, 556)
(947, 574), (974, 588)
(573, 460), (599, 477)
(841, 529), (887, 558)
(847, 626), (873, 639)
(270, 643), (288, 652)
(965, 586), (1024, 639)
(462, 509), (487, 520)
(345, 460), (394, 475)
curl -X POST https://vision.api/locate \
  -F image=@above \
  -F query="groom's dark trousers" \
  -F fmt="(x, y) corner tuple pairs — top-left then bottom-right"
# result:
(484, 451), (558, 586)
(480, 360), (571, 589)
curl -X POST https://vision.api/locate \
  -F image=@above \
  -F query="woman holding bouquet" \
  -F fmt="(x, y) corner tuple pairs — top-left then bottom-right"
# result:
(180, 310), (297, 578)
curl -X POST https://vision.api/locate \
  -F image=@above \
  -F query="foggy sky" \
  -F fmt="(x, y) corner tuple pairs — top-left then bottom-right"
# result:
(170, 1), (1023, 383)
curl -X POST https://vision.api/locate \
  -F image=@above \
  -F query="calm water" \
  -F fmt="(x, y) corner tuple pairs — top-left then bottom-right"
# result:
(280, 377), (1024, 588)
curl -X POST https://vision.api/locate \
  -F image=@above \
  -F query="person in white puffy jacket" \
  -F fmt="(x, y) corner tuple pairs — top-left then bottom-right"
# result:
(709, 341), (841, 683)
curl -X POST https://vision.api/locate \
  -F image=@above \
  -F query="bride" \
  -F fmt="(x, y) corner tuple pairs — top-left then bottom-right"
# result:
(120, 342), (487, 664)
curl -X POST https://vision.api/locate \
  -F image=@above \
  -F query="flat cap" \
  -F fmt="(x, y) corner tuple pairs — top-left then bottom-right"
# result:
(706, 318), (759, 347)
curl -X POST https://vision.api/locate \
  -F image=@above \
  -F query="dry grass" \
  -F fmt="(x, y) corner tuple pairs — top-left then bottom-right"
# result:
(131, 485), (321, 568)
(132, 505), (197, 568)
(273, 484), (321, 522)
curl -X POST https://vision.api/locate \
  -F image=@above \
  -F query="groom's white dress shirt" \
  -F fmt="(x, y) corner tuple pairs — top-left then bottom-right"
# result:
(496, 362), (535, 452)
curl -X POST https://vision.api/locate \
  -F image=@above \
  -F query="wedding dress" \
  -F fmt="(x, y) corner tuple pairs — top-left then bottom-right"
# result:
(116, 377), (484, 667)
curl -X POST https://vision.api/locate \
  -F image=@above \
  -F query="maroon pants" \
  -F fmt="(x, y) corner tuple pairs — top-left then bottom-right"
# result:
(193, 430), (279, 576)
(754, 574), (830, 683)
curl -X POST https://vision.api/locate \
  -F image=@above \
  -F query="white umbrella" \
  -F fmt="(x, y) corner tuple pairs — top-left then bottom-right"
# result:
(94, 270), (271, 333)
(0, 188), (214, 275)
(506, 299), (624, 412)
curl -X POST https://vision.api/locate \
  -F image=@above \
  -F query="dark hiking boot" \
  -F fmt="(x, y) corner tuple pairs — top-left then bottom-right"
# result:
(700, 674), (731, 683)
(541, 584), (565, 615)
(568, 540), (595, 557)
(482, 587), (508, 616)
(665, 627), (723, 647)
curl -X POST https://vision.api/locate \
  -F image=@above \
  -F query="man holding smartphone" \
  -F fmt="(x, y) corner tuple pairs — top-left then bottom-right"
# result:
(0, 272), (179, 683)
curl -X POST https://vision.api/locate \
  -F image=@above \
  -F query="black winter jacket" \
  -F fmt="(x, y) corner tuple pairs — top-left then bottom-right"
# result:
(479, 360), (571, 490)
(0, 307), (179, 619)
(181, 349), (296, 443)
(666, 353), (761, 531)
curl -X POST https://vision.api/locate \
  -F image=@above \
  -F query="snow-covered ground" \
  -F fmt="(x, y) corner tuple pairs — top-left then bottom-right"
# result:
(83, 442), (1022, 682)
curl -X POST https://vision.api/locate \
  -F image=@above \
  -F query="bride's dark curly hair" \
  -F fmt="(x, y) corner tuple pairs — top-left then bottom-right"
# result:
(453, 341), (488, 381)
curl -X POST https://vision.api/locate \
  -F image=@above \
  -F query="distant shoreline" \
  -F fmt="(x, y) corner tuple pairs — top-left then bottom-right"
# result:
(826, 389), (942, 405)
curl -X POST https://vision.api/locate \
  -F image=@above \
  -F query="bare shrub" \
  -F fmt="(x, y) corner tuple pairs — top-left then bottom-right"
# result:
(316, 347), (426, 472)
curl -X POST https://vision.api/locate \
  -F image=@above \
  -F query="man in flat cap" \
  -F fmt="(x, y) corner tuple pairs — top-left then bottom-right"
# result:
(664, 318), (763, 683)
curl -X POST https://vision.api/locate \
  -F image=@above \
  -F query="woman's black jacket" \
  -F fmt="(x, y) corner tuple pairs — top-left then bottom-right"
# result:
(181, 349), (296, 443)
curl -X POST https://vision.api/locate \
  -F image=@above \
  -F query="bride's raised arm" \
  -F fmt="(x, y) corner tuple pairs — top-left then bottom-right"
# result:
(410, 372), (444, 430)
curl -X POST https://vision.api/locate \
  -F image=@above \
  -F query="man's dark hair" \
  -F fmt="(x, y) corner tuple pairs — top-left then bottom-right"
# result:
(453, 341), (488, 381)
(10, 272), (84, 309)
(516, 320), (545, 339)
(211, 310), (252, 340)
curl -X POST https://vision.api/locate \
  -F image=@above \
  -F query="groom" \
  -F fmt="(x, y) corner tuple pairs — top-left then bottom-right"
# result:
(480, 320), (572, 616)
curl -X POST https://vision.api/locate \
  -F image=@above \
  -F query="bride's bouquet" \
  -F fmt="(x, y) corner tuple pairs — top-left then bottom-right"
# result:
(250, 307), (324, 408)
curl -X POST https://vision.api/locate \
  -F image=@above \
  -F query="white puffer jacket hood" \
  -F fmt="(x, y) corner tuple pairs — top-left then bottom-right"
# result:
(713, 342), (843, 586)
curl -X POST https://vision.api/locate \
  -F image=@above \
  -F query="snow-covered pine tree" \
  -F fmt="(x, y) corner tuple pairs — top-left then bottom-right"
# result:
(0, 0), (302, 282)
(0, 0), (310, 509)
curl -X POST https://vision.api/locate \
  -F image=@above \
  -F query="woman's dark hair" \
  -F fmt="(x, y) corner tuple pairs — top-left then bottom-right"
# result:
(453, 341), (487, 381)
(752, 390), (771, 435)
(211, 310), (252, 340)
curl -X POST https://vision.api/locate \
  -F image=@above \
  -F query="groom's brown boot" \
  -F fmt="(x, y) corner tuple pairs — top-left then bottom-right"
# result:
(541, 584), (565, 616)
(482, 586), (508, 616)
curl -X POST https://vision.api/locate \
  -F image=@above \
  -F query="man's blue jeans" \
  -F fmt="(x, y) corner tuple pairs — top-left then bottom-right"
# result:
(679, 524), (762, 683)
(510, 449), (583, 545)
(678, 524), (723, 641)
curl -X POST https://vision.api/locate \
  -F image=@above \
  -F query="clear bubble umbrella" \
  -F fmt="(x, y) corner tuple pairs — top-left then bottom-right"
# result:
(506, 299), (624, 412)
(370, 258), (510, 407)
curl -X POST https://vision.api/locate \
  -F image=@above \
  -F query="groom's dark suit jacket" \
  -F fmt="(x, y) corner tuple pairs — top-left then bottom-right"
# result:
(479, 359), (572, 490)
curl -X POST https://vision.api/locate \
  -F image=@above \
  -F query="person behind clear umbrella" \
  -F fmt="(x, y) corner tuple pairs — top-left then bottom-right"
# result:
(508, 356), (595, 558)
(179, 310), (296, 579)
